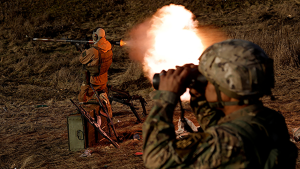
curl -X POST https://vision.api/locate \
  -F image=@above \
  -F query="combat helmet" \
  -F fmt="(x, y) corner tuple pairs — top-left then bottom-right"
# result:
(198, 39), (274, 108)
(92, 27), (105, 44)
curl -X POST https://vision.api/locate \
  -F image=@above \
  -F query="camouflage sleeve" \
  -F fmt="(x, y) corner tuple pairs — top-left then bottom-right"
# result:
(190, 94), (225, 130)
(143, 91), (245, 169)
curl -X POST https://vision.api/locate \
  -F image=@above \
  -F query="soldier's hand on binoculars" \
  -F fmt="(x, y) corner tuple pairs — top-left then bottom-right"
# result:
(180, 63), (198, 69)
(158, 66), (193, 96)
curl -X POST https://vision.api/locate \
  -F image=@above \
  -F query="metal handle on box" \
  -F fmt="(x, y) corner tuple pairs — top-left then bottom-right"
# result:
(77, 130), (84, 140)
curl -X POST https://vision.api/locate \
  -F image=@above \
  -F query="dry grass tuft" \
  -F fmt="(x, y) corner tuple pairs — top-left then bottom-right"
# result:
(227, 28), (300, 69)
(20, 155), (34, 169)
(116, 61), (144, 83)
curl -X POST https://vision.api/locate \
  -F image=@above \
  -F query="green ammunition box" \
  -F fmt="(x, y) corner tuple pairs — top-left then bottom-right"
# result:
(67, 114), (86, 151)
(67, 105), (109, 151)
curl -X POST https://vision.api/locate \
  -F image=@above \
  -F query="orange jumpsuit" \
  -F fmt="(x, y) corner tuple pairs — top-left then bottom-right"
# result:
(78, 38), (113, 117)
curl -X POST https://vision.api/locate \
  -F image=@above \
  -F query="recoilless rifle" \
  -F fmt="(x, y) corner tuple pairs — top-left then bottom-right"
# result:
(32, 37), (126, 52)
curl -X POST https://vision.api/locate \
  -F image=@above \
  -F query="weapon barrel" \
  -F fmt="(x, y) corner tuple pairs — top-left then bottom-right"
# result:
(109, 39), (126, 47)
(33, 37), (126, 47)
(32, 38), (94, 44)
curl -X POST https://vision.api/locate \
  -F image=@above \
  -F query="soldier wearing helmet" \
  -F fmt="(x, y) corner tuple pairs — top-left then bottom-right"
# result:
(142, 39), (297, 168)
(78, 27), (113, 117)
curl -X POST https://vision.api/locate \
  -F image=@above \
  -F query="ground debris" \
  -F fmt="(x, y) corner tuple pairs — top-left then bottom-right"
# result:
(79, 149), (92, 157)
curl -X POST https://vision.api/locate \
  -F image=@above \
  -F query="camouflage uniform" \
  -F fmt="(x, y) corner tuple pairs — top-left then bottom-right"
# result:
(143, 40), (297, 168)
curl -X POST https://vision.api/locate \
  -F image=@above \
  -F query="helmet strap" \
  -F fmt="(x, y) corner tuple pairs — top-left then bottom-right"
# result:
(213, 82), (225, 108)
(208, 81), (259, 109)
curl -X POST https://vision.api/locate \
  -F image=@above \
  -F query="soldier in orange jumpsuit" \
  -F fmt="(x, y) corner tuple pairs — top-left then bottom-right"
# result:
(78, 27), (113, 118)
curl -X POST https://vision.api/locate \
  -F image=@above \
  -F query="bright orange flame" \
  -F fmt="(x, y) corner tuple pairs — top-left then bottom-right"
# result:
(144, 5), (203, 79)
(127, 4), (226, 100)
(120, 39), (126, 47)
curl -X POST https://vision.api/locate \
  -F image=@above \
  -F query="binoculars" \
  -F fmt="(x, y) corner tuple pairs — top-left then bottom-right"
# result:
(152, 67), (208, 92)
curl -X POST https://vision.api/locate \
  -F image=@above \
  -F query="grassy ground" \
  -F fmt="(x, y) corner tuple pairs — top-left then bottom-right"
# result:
(1, 0), (300, 168)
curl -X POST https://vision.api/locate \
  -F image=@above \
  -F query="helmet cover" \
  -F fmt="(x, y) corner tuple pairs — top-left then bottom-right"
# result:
(198, 39), (274, 99)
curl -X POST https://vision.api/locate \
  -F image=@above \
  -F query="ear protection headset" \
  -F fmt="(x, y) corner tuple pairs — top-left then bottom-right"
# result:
(92, 27), (102, 42)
